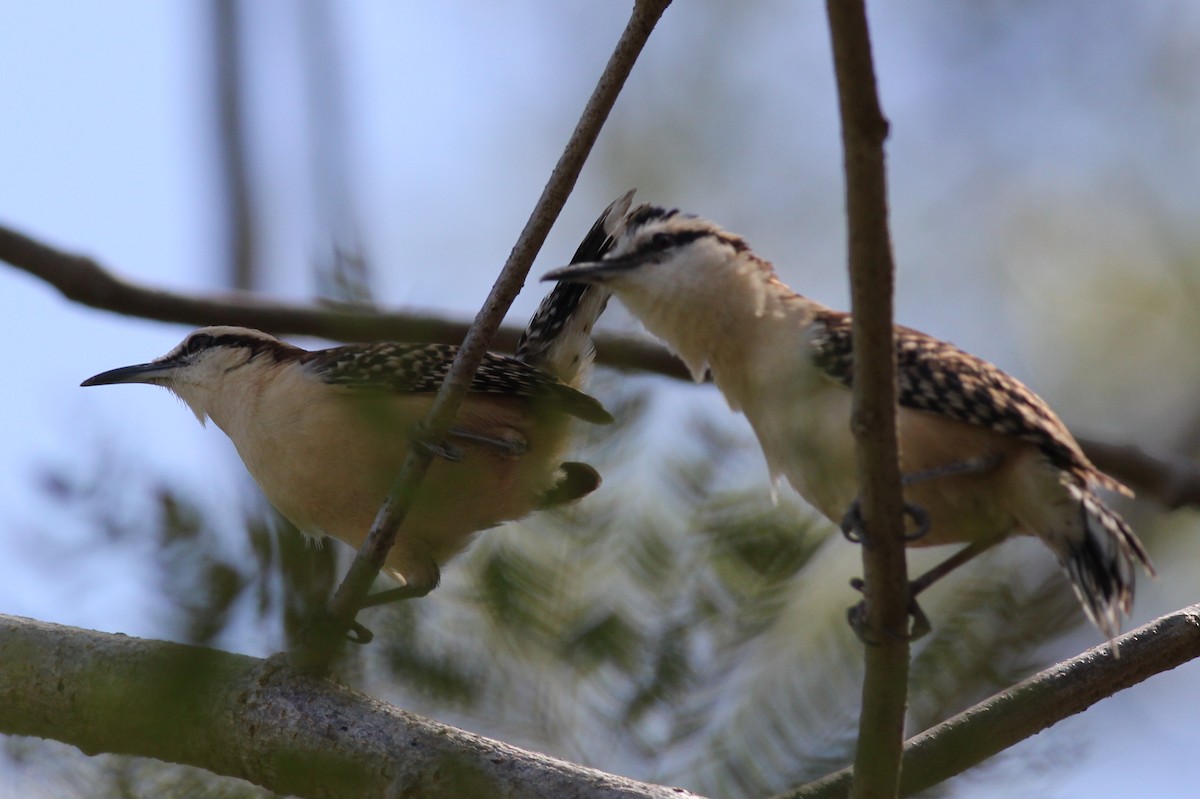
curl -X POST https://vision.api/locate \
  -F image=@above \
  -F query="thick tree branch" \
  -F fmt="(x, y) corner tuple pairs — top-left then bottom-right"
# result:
(301, 0), (674, 671)
(783, 604), (1200, 799)
(826, 2), (909, 797)
(0, 614), (704, 799)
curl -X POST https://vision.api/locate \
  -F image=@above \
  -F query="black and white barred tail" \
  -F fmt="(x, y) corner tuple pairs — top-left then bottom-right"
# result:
(516, 190), (634, 383)
(1060, 480), (1155, 649)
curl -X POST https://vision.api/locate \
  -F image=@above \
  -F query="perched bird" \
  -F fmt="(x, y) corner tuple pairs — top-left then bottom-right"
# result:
(544, 203), (1154, 641)
(82, 192), (632, 603)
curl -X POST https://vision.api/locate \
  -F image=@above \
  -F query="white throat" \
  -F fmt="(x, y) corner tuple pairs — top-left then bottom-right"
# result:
(616, 247), (816, 402)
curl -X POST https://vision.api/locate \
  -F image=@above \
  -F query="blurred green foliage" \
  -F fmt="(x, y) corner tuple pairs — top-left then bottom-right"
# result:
(13, 375), (1096, 798)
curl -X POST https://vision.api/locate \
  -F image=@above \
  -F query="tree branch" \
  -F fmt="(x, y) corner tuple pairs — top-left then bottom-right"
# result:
(300, 0), (675, 671)
(209, 0), (257, 291)
(0, 223), (439, 337)
(1077, 438), (1200, 510)
(783, 604), (1200, 799)
(826, 2), (909, 797)
(0, 220), (680, 369)
(0, 614), (705, 799)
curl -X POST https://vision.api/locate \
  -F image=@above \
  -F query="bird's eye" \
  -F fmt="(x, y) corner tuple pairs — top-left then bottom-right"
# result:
(184, 333), (215, 355)
(650, 232), (673, 250)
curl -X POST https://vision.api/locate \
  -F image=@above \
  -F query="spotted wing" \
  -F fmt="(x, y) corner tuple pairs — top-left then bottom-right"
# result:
(810, 310), (1127, 493)
(302, 343), (613, 424)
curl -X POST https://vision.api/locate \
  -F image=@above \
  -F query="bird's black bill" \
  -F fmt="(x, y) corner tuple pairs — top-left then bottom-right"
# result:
(81, 361), (175, 387)
(541, 253), (647, 284)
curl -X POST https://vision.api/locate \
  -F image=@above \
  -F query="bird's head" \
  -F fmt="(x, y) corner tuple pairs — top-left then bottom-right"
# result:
(542, 205), (751, 298)
(542, 204), (770, 381)
(81, 326), (298, 423)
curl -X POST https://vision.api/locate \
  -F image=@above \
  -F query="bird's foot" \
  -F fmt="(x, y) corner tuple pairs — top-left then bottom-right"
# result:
(345, 620), (374, 645)
(293, 612), (375, 661)
(840, 499), (930, 543)
(358, 583), (431, 609)
(846, 577), (932, 644)
(344, 582), (435, 643)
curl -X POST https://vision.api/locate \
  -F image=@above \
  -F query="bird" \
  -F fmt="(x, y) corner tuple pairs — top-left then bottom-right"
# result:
(543, 202), (1155, 643)
(81, 191), (633, 605)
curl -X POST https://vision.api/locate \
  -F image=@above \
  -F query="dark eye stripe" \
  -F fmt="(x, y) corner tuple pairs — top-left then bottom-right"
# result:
(624, 205), (747, 257)
(201, 333), (300, 362)
(183, 333), (215, 355)
(649, 229), (706, 250)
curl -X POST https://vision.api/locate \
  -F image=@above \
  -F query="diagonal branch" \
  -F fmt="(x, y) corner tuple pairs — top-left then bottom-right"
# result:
(298, 0), (675, 672)
(826, 2), (909, 797)
(782, 604), (1200, 799)
(0, 222), (501, 343)
(0, 219), (680, 368)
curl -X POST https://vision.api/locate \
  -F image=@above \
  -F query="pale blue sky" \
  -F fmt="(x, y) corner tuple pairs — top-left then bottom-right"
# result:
(2, 3), (1199, 796)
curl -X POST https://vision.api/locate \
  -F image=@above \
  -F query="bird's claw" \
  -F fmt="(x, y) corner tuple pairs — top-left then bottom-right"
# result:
(345, 620), (375, 645)
(840, 500), (865, 543)
(903, 502), (931, 542)
(840, 499), (930, 544)
(846, 578), (932, 644)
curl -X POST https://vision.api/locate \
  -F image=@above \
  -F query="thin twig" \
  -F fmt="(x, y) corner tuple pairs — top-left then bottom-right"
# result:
(297, 0), (674, 672)
(1079, 438), (1200, 510)
(826, 1), (909, 797)
(209, 0), (257, 290)
(783, 604), (1200, 799)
